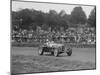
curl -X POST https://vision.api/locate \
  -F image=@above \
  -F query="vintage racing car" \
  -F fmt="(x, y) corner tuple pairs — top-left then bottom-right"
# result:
(38, 41), (72, 57)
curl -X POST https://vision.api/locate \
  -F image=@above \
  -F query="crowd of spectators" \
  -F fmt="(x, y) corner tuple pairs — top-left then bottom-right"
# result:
(12, 26), (96, 45)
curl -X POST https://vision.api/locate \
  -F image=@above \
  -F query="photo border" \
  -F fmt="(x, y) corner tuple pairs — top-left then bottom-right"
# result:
(10, 0), (96, 74)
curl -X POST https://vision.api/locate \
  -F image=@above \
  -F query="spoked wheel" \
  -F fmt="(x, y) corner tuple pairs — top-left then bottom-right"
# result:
(54, 49), (59, 57)
(67, 48), (72, 56)
(38, 47), (44, 55)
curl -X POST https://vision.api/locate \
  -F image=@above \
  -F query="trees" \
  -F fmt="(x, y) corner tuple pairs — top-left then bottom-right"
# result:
(70, 7), (87, 25)
(12, 7), (93, 31)
(88, 7), (96, 27)
(11, 9), (68, 31)
(59, 10), (66, 17)
(12, 9), (33, 30)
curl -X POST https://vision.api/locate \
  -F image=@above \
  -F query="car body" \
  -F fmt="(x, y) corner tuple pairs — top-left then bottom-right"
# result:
(38, 41), (72, 57)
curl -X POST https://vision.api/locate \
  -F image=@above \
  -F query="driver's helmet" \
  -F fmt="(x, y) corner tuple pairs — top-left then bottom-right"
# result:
(46, 39), (49, 42)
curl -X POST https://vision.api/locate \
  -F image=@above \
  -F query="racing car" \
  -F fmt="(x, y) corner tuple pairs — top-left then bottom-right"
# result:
(38, 40), (72, 57)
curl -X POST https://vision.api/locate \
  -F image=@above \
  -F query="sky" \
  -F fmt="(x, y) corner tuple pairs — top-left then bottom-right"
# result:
(12, 1), (95, 18)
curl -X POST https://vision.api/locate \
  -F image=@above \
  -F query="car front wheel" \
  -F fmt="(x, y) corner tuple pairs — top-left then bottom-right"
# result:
(38, 47), (44, 55)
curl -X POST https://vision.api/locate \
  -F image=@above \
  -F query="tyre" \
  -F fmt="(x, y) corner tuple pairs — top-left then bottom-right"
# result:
(54, 49), (59, 57)
(38, 47), (44, 55)
(67, 48), (72, 56)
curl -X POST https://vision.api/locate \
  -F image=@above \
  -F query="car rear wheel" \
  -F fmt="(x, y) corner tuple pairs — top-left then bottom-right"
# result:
(54, 49), (59, 57)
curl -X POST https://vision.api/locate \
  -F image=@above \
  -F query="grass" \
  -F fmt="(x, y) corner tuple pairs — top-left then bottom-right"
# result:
(11, 55), (95, 74)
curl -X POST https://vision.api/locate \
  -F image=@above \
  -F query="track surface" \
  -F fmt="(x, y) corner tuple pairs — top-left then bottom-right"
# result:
(11, 47), (96, 74)
(11, 47), (95, 63)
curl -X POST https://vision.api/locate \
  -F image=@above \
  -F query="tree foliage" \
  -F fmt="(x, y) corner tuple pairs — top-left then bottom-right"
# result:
(70, 7), (87, 24)
(12, 7), (95, 31)
(12, 9), (68, 31)
(88, 7), (96, 27)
